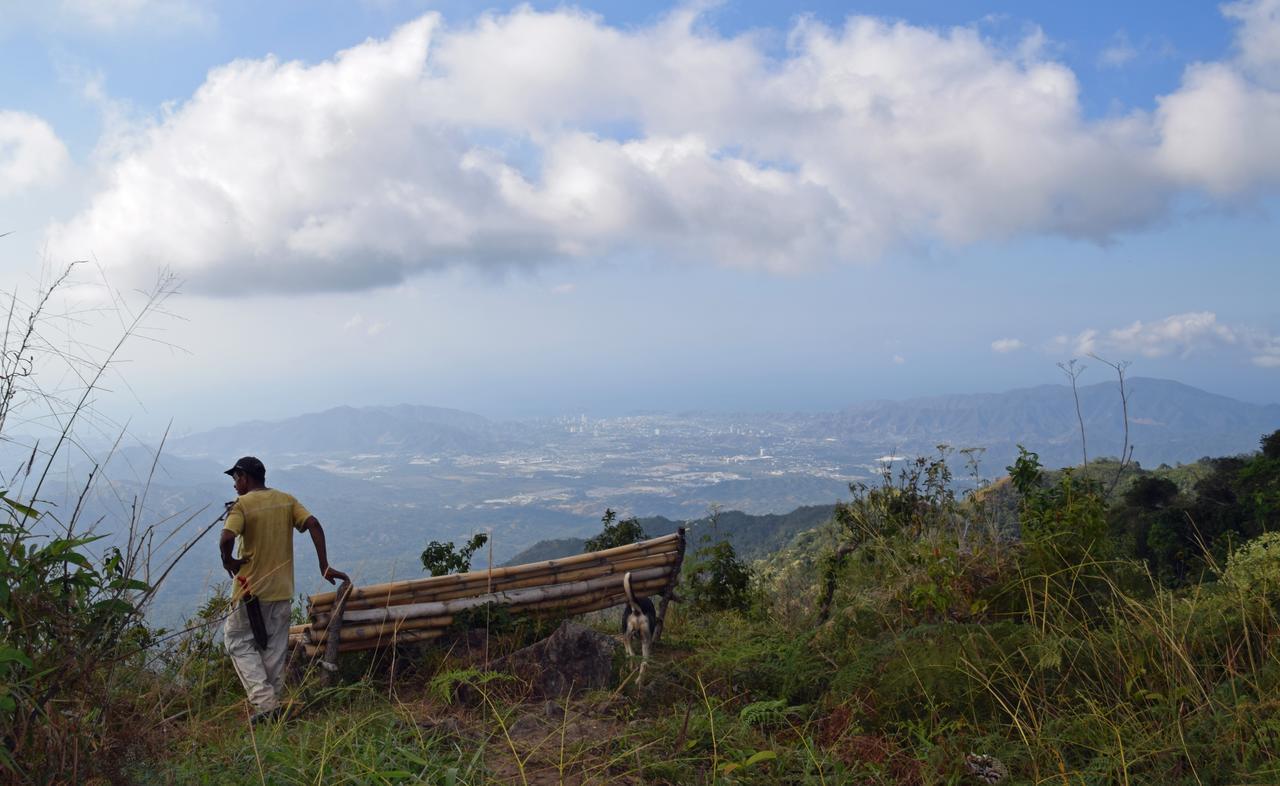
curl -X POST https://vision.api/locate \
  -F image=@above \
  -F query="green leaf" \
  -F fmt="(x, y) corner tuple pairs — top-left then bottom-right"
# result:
(0, 493), (39, 519)
(742, 750), (777, 767)
(0, 648), (33, 669)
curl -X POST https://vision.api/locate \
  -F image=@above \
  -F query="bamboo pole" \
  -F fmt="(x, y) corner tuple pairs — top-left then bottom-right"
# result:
(310, 559), (679, 629)
(327, 566), (671, 627)
(306, 614), (455, 645)
(307, 546), (681, 617)
(298, 573), (677, 656)
(311, 565), (680, 634)
(310, 575), (669, 641)
(308, 532), (683, 608)
(518, 576), (669, 614)
(329, 548), (679, 611)
(303, 627), (444, 657)
(312, 550), (681, 618)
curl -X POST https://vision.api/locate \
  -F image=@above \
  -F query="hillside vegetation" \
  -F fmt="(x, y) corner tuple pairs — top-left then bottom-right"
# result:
(8, 424), (1279, 783)
(503, 505), (838, 567)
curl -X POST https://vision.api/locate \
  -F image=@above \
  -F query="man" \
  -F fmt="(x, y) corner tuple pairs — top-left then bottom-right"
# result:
(219, 456), (349, 723)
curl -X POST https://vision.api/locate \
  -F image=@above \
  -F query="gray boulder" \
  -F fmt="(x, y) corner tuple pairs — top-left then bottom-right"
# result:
(491, 620), (620, 698)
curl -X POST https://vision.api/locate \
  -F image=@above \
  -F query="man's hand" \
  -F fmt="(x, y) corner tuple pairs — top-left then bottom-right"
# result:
(222, 555), (248, 578)
(322, 565), (350, 585)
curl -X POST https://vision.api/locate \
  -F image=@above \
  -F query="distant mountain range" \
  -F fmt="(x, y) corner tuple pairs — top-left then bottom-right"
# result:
(818, 377), (1280, 468)
(172, 404), (498, 458)
(169, 377), (1277, 469)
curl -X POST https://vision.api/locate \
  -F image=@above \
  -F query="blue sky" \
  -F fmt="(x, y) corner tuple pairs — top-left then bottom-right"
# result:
(0, 0), (1277, 434)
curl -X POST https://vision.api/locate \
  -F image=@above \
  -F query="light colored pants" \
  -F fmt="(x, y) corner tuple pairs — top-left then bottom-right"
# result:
(224, 598), (292, 713)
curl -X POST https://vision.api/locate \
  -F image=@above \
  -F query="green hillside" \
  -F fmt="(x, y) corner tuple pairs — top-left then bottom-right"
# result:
(503, 504), (838, 567)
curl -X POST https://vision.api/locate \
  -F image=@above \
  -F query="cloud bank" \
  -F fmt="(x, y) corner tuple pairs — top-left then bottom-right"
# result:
(46, 1), (1280, 294)
(1056, 311), (1280, 369)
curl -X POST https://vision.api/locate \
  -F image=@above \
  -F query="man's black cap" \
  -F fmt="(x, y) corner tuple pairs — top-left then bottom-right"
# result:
(224, 456), (266, 480)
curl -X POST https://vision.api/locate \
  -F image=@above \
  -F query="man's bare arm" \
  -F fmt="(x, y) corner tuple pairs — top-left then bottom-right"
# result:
(302, 516), (350, 585)
(219, 529), (246, 578)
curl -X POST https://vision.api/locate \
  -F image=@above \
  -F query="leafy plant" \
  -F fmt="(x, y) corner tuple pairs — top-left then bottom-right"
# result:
(428, 667), (517, 705)
(1222, 531), (1280, 593)
(583, 508), (648, 552)
(421, 532), (489, 576)
(685, 538), (754, 613)
(0, 265), (197, 781)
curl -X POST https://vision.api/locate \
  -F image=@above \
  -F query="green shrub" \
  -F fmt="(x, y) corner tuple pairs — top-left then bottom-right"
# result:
(420, 532), (488, 576)
(685, 539), (755, 614)
(1222, 531), (1280, 593)
(583, 508), (647, 552)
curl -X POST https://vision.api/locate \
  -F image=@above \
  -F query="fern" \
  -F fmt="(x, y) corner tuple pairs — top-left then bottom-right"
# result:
(427, 668), (517, 705)
(738, 699), (804, 729)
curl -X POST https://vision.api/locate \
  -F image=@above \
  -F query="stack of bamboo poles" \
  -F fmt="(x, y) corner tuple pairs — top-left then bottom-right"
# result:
(289, 530), (686, 659)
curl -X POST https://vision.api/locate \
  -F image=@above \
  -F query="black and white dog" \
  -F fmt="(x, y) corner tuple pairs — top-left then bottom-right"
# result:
(621, 571), (657, 681)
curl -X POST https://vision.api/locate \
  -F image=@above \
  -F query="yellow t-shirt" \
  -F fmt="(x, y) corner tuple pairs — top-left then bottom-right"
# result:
(224, 488), (312, 602)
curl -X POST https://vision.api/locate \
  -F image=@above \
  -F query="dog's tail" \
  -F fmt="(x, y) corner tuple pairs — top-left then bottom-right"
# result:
(623, 570), (640, 613)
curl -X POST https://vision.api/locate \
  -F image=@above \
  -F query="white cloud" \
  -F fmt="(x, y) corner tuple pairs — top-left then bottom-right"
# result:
(1155, 0), (1280, 195)
(892, 354), (906, 365)
(342, 313), (388, 337)
(1098, 31), (1137, 68)
(991, 338), (1025, 353)
(1097, 30), (1176, 70)
(550, 283), (576, 295)
(1224, 0), (1280, 85)
(0, 111), (70, 198)
(1106, 312), (1236, 357)
(1052, 311), (1280, 368)
(43, 2), (1280, 295)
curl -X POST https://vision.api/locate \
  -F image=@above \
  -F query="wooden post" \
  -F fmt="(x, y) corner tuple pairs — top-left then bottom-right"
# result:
(320, 580), (352, 685)
(653, 527), (686, 643)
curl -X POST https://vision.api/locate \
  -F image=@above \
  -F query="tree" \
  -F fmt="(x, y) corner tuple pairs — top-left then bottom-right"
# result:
(1122, 476), (1179, 510)
(685, 538), (753, 613)
(1261, 429), (1280, 460)
(583, 508), (647, 553)
(421, 533), (488, 576)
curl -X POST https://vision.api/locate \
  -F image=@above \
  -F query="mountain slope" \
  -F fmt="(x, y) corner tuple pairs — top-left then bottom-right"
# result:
(502, 504), (838, 566)
(171, 404), (496, 457)
(822, 377), (1280, 467)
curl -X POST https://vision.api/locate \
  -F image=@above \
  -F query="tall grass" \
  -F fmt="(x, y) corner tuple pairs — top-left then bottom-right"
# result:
(0, 264), (210, 782)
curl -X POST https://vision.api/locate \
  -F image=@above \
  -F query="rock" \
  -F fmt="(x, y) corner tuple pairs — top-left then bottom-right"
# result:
(490, 620), (620, 699)
(964, 753), (1008, 784)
